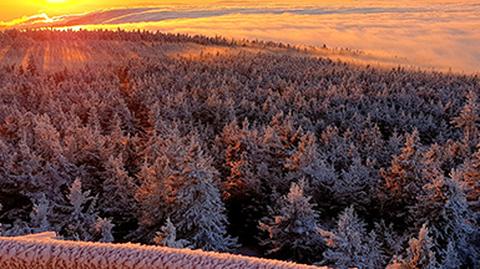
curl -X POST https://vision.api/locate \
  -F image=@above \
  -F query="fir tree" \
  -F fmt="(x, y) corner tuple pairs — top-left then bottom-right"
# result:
(440, 241), (461, 269)
(94, 217), (115, 243)
(61, 178), (99, 241)
(284, 131), (338, 209)
(100, 154), (137, 222)
(374, 221), (406, 260)
(391, 224), (439, 269)
(135, 160), (169, 233)
(334, 157), (377, 209)
(358, 122), (386, 165)
(437, 173), (478, 267)
(412, 168), (478, 267)
(409, 149), (447, 227)
(461, 144), (480, 210)
(153, 218), (190, 249)
(29, 194), (52, 233)
(319, 126), (352, 171)
(259, 180), (323, 263)
(320, 206), (385, 269)
(381, 130), (425, 221)
(170, 137), (237, 252)
(451, 90), (480, 149)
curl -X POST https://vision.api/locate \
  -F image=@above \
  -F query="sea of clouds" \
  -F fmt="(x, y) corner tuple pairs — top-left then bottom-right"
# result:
(2, 1), (479, 72)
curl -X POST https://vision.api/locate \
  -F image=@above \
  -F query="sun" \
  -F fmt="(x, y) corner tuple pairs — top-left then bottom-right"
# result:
(46, 0), (68, 4)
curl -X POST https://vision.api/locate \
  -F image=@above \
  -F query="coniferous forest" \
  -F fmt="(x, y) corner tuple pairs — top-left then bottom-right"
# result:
(0, 30), (478, 268)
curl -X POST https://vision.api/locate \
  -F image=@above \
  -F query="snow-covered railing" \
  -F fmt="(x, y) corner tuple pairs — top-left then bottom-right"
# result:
(0, 232), (323, 269)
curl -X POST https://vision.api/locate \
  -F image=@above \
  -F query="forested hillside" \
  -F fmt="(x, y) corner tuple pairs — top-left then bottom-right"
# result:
(0, 30), (478, 268)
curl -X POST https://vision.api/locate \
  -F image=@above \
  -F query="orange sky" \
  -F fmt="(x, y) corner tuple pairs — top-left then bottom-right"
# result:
(0, 0), (212, 21)
(1, 0), (140, 20)
(0, 0), (355, 21)
(1, 1), (458, 22)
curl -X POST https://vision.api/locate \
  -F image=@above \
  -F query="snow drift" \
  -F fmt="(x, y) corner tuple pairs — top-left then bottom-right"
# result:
(0, 232), (322, 269)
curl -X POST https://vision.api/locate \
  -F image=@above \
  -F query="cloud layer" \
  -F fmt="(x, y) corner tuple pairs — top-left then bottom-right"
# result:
(2, 1), (480, 72)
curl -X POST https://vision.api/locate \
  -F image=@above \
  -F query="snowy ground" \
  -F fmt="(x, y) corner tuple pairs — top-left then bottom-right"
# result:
(0, 232), (324, 269)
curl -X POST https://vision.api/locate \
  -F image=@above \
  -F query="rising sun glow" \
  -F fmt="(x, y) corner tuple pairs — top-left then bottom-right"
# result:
(46, 0), (68, 4)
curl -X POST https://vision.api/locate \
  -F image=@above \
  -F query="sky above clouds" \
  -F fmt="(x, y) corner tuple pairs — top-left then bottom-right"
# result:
(1, 1), (479, 73)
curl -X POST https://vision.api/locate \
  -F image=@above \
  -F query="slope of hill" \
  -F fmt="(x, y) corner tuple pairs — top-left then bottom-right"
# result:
(0, 30), (478, 268)
(0, 29), (412, 73)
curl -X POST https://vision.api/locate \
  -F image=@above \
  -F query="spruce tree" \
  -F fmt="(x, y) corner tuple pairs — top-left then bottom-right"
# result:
(438, 174), (478, 267)
(334, 157), (377, 209)
(100, 154), (137, 223)
(391, 224), (439, 269)
(170, 137), (237, 252)
(29, 194), (52, 233)
(374, 221), (406, 260)
(461, 144), (480, 210)
(381, 130), (425, 221)
(411, 168), (478, 267)
(61, 178), (99, 241)
(153, 218), (190, 248)
(135, 160), (169, 233)
(259, 180), (323, 262)
(285, 132), (337, 188)
(321, 206), (385, 269)
(94, 217), (114, 243)
(451, 90), (480, 149)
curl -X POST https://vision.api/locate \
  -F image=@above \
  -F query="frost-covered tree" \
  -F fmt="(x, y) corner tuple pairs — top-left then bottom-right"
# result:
(29, 194), (52, 233)
(100, 154), (137, 223)
(440, 241), (461, 269)
(169, 137), (237, 252)
(381, 130), (425, 220)
(223, 150), (267, 241)
(285, 132), (337, 187)
(461, 144), (480, 210)
(411, 168), (478, 267)
(135, 160), (169, 235)
(320, 206), (385, 269)
(94, 217), (114, 243)
(358, 121), (387, 165)
(386, 131), (404, 159)
(154, 218), (190, 249)
(26, 54), (37, 75)
(334, 157), (378, 209)
(259, 180), (323, 262)
(451, 90), (480, 149)
(409, 147), (446, 227)
(390, 224), (439, 269)
(284, 132), (320, 182)
(438, 174), (479, 267)
(60, 178), (99, 241)
(284, 132), (338, 210)
(374, 221), (406, 260)
(217, 119), (268, 242)
(319, 126), (352, 171)
(364, 231), (386, 269)
(260, 126), (289, 189)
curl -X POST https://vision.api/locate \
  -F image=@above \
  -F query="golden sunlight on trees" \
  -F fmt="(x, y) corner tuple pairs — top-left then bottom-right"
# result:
(0, 30), (478, 268)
